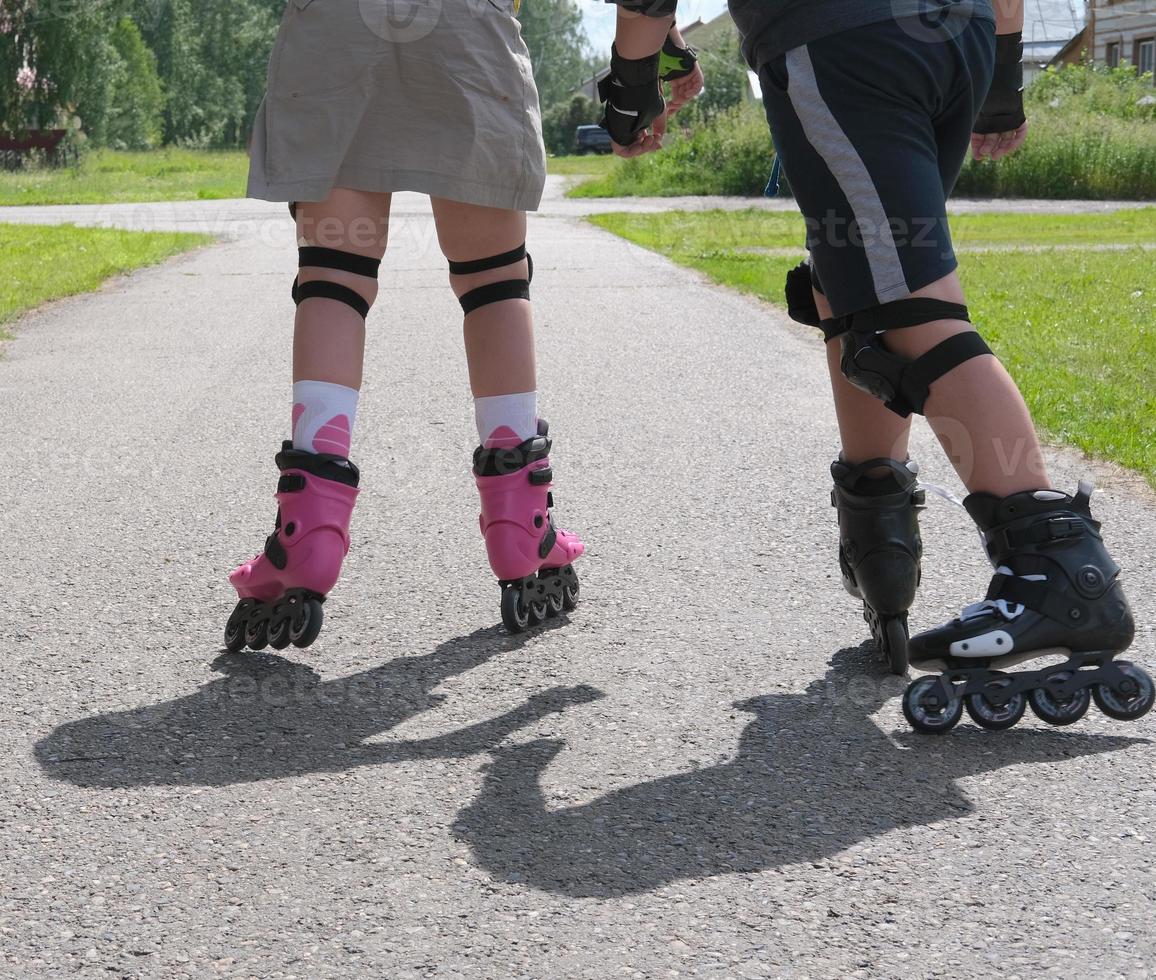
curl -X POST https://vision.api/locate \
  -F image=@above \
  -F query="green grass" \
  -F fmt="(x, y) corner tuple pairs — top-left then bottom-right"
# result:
(0, 148), (618, 206)
(0, 149), (249, 206)
(546, 154), (619, 177)
(589, 209), (1156, 485)
(0, 223), (212, 339)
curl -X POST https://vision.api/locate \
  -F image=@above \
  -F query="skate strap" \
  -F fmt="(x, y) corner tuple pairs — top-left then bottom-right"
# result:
(448, 245), (529, 277)
(299, 247), (381, 279)
(292, 279), (371, 319)
(450, 245), (533, 315)
(458, 279), (531, 315)
(995, 515), (1086, 551)
(292, 247), (381, 319)
(278, 474), (306, 493)
(988, 573), (1086, 624)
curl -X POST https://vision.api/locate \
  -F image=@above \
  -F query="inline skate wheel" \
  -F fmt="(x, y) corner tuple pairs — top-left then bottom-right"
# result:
(545, 590), (564, 617)
(529, 599), (548, 624)
(903, 676), (963, 734)
(224, 599), (257, 653)
(268, 614), (293, 651)
(881, 617), (910, 676)
(965, 675), (1026, 730)
(244, 615), (270, 652)
(290, 599), (324, 649)
(561, 569), (580, 611)
(501, 586), (530, 634)
(1092, 662), (1155, 721)
(1028, 671), (1091, 726)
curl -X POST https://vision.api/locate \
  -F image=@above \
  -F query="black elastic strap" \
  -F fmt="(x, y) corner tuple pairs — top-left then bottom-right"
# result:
(449, 245), (527, 277)
(299, 246), (381, 279)
(988, 573), (1086, 625)
(890, 331), (992, 416)
(459, 279), (531, 315)
(293, 280), (371, 319)
(852, 298), (970, 334)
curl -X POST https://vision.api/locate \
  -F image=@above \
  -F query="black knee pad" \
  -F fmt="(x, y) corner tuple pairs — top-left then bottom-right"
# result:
(839, 297), (992, 417)
(449, 244), (533, 315)
(785, 261), (848, 341)
(292, 246), (381, 319)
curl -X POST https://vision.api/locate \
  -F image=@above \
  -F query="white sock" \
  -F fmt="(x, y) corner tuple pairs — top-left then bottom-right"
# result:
(474, 391), (538, 448)
(292, 380), (360, 456)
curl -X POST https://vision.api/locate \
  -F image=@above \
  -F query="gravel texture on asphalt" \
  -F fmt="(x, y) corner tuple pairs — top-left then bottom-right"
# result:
(1, 189), (1153, 978)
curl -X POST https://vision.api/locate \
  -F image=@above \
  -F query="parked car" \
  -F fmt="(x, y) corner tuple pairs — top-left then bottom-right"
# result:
(575, 124), (612, 155)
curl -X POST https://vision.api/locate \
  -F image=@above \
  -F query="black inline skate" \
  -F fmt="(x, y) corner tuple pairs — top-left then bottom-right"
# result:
(903, 481), (1152, 733)
(831, 457), (925, 674)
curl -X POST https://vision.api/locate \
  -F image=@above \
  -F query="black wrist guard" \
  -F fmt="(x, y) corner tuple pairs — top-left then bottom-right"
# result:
(598, 44), (665, 146)
(659, 33), (698, 82)
(974, 32), (1026, 134)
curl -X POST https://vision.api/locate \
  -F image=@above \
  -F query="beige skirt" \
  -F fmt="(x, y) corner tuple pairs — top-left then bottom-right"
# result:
(248, 0), (547, 212)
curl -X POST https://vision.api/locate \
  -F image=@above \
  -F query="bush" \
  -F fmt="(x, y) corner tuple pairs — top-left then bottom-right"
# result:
(573, 64), (1156, 200)
(572, 104), (776, 197)
(956, 63), (1156, 199)
(541, 94), (601, 157)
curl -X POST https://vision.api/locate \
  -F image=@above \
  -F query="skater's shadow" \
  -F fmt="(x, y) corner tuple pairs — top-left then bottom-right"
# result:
(35, 619), (601, 788)
(451, 647), (1146, 897)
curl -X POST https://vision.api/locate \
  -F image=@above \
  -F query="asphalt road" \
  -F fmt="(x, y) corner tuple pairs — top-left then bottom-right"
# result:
(1, 184), (1153, 977)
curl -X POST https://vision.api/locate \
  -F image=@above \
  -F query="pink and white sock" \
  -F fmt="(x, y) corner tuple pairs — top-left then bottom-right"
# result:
(292, 380), (360, 456)
(474, 391), (537, 448)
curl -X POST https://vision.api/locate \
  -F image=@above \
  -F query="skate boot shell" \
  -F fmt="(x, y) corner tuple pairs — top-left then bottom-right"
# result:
(831, 457), (924, 674)
(225, 443), (359, 652)
(474, 420), (584, 633)
(903, 482), (1151, 733)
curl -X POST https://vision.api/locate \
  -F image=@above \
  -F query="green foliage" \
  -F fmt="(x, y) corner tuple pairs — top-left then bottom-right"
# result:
(0, 1), (119, 137)
(573, 65), (1156, 201)
(589, 209), (1156, 485)
(130, 0), (280, 147)
(541, 94), (601, 156)
(518, 0), (594, 110)
(571, 105), (775, 198)
(1028, 62), (1156, 121)
(676, 31), (748, 126)
(104, 18), (164, 150)
(955, 64), (1156, 199)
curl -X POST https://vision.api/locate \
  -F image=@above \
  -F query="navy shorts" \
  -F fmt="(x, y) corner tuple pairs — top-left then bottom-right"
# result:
(760, 14), (996, 320)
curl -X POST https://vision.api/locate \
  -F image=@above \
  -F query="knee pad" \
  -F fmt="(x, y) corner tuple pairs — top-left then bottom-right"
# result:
(839, 297), (992, 418)
(292, 247), (381, 319)
(449, 244), (533, 315)
(785, 261), (848, 342)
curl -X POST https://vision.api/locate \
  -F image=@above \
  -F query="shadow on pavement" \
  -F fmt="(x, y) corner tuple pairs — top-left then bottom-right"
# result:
(35, 619), (603, 788)
(451, 646), (1146, 897)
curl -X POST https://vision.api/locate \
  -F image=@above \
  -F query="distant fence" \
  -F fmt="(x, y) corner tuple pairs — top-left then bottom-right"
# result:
(0, 130), (73, 170)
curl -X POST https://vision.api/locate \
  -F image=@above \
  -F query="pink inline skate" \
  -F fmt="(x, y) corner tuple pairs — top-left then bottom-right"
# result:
(474, 420), (584, 633)
(224, 442), (359, 652)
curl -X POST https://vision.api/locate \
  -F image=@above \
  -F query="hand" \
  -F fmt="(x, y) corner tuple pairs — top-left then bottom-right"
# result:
(971, 119), (1029, 162)
(611, 81), (667, 158)
(666, 62), (705, 116)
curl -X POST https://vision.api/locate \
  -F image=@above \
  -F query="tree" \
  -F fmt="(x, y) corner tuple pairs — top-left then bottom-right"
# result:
(518, 0), (593, 110)
(104, 17), (164, 149)
(541, 94), (601, 156)
(129, 0), (279, 146)
(0, 1), (119, 136)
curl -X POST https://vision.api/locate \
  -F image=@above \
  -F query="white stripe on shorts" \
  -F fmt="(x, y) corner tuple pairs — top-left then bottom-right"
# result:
(784, 45), (909, 304)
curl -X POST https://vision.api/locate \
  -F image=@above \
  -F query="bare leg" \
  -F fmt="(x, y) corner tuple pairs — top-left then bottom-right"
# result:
(430, 198), (535, 398)
(293, 189), (391, 389)
(881, 271), (1050, 496)
(815, 287), (912, 466)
